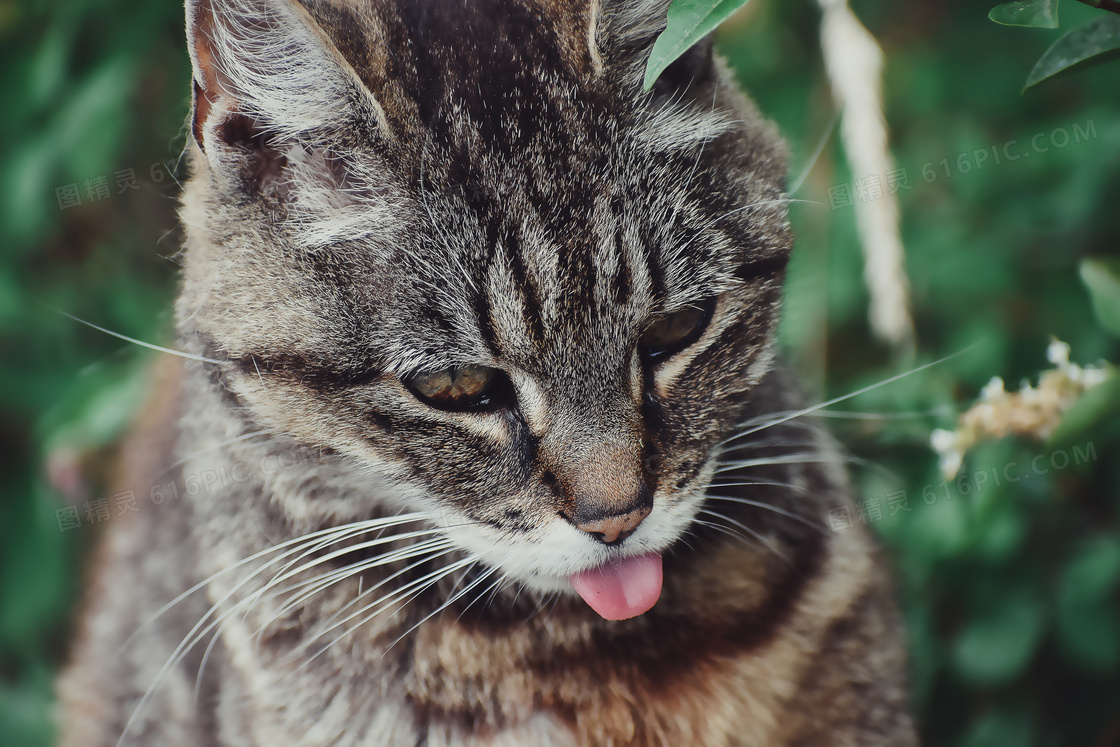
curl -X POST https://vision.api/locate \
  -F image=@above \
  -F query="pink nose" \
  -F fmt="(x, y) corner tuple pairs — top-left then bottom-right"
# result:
(574, 505), (652, 544)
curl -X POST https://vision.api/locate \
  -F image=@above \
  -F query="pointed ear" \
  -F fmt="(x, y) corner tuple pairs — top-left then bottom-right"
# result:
(592, 0), (715, 94)
(186, 0), (388, 170)
(593, 0), (672, 51)
(591, 0), (671, 78)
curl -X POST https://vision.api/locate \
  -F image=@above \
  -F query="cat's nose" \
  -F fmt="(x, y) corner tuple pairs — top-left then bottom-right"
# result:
(573, 504), (652, 545)
(543, 435), (652, 544)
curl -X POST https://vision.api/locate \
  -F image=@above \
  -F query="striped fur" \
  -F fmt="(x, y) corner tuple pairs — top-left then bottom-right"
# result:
(58, 1), (918, 744)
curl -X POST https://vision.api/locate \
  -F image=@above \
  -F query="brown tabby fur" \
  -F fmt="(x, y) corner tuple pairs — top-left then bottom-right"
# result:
(58, 0), (918, 744)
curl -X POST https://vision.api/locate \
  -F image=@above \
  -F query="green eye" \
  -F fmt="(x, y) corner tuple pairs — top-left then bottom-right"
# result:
(639, 302), (713, 361)
(405, 365), (509, 412)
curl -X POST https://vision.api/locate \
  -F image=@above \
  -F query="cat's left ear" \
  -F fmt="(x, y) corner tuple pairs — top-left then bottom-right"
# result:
(186, 0), (389, 166)
(590, 0), (715, 95)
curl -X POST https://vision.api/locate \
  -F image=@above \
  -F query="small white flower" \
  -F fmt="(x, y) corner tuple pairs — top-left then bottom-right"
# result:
(1047, 338), (1071, 368)
(981, 376), (1006, 400)
(939, 451), (963, 480)
(930, 428), (957, 453)
(929, 340), (1107, 479)
(1081, 367), (1110, 389)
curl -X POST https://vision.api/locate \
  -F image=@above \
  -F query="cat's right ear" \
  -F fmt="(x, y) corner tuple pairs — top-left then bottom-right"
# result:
(186, 0), (390, 171)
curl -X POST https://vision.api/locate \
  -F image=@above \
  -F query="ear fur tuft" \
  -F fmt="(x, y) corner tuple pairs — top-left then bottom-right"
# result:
(185, 0), (389, 174)
(594, 0), (717, 91)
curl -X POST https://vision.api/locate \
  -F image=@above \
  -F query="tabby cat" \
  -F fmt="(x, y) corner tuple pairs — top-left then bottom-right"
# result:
(58, 0), (918, 744)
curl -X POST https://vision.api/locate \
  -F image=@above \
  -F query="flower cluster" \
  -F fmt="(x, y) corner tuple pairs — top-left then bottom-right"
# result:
(931, 340), (1111, 478)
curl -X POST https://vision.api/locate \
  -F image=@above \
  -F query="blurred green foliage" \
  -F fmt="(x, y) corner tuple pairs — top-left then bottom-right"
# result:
(985, 0), (1120, 91)
(644, 0), (752, 90)
(1, 0), (1118, 746)
(0, 0), (189, 744)
(989, 0), (1059, 29)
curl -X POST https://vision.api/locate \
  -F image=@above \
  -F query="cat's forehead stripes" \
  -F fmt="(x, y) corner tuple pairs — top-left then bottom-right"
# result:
(181, 0), (793, 382)
(301, 0), (603, 141)
(204, 0), (783, 373)
(297, 0), (738, 157)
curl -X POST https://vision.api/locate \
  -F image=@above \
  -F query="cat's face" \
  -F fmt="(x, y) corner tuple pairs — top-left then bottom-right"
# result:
(179, 0), (790, 602)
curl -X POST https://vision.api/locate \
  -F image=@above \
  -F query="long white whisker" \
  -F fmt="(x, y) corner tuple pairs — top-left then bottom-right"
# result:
(121, 513), (437, 652)
(225, 527), (451, 640)
(192, 538), (457, 706)
(190, 540), (458, 700)
(697, 509), (788, 561)
(204, 524), (441, 643)
(707, 479), (810, 493)
(718, 437), (824, 454)
(508, 574), (530, 613)
(728, 351), (966, 441)
(715, 197), (823, 224)
(475, 573), (509, 614)
(260, 527), (449, 600)
(265, 518), (486, 652)
(52, 307), (226, 365)
(691, 517), (774, 556)
(119, 515), (439, 745)
(315, 544), (461, 633)
(381, 563), (497, 657)
(121, 541), (321, 747)
(705, 494), (827, 534)
(787, 111), (839, 196)
(454, 570), (508, 624)
(249, 538), (455, 642)
(294, 555), (472, 657)
(810, 406), (955, 421)
(292, 556), (478, 671)
(667, 102), (712, 230)
(715, 452), (864, 472)
(715, 417), (828, 449)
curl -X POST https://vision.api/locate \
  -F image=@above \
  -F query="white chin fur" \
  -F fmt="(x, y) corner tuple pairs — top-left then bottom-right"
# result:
(420, 492), (703, 595)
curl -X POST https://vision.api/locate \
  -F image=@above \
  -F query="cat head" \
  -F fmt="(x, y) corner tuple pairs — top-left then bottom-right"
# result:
(179, 0), (791, 608)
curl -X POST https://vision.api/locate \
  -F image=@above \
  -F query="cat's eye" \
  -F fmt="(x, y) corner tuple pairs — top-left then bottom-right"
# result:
(405, 364), (510, 412)
(639, 301), (714, 362)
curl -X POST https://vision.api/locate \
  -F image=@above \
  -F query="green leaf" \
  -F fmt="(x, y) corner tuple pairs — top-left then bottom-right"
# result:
(38, 357), (153, 452)
(952, 588), (1045, 686)
(1025, 15), (1120, 89)
(989, 0), (1058, 28)
(1062, 537), (1120, 602)
(959, 707), (1034, 747)
(1080, 257), (1120, 337)
(643, 0), (750, 92)
(0, 484), (71, 648)
(1048, 370), (1120, 446)
(1056, 538), (1120, 673)
(0, 662), (56, 747)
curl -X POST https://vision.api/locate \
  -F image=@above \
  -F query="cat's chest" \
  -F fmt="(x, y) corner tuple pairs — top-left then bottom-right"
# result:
(225, 669), (580, 747)
(373, 711), (580, 747)
(230, 698), (578, 747)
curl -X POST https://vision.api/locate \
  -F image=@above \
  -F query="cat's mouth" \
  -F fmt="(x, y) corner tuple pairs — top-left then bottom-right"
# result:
(567, 551), (663, 621)
(434, 501), (691, 620)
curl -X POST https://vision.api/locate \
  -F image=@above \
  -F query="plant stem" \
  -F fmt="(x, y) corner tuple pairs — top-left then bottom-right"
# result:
(1075, 0), (1120, 16)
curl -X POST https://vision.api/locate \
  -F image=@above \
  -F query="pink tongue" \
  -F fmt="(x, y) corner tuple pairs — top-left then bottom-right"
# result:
(568, 552), (663, 621)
